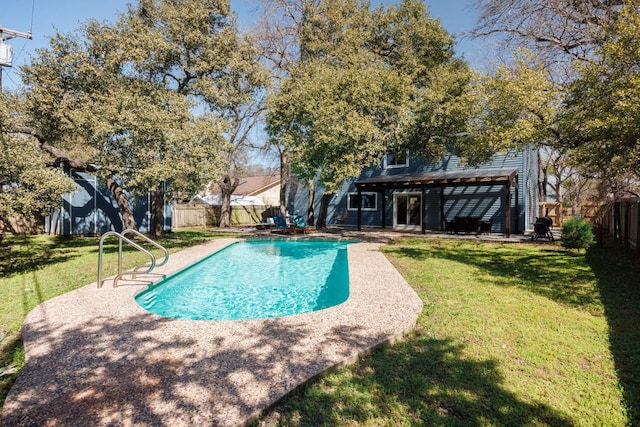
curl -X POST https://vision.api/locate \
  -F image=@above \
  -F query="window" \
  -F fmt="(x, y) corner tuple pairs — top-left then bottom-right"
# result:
(384, 151), (409, 169)
(348, 192), (377, 211)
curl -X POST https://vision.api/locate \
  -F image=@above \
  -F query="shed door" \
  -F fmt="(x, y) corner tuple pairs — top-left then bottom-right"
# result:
(394, 193), (421, 230)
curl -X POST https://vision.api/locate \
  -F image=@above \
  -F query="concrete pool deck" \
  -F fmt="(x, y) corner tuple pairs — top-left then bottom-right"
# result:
(2, 237), (423, 426)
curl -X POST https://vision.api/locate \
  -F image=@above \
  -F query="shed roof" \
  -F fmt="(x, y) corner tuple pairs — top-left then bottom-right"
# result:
(355, 168), (518, 191)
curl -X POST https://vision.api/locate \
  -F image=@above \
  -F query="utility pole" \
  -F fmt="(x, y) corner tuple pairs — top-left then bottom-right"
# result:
(0, 25), (33, 90)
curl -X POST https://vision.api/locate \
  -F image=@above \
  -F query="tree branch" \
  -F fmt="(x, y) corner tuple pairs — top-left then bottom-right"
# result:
(15, 126), (100, 173)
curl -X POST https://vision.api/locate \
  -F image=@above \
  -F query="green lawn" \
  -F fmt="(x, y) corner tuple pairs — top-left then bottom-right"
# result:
(255, 238), (638, 426)
(2, 233), (638, 425)
(0, 229), (232, 411)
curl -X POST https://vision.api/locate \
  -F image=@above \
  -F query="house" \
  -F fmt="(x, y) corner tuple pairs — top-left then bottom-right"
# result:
(291, 147), (539, 236)
(180, 174), (281, 227)
(45, 170), (172, 236)
(202, 174), (281, 206)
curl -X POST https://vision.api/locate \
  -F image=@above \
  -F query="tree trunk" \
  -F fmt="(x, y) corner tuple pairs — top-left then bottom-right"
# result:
(219, 175), (240, 227)
(307, 178), (315, 226)
(279, 151), (289, 218)
(538, 151), (547, 202)
(107, 178), (136, 231)
(150, 185), (164, 237)
(316, 192), (333, 229)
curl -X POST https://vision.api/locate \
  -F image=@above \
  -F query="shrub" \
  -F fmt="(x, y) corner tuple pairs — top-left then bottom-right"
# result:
(561, 217), (595, 251)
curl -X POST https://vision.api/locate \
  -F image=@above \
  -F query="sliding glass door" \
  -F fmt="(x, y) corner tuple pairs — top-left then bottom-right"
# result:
(394, 193), (421, 230)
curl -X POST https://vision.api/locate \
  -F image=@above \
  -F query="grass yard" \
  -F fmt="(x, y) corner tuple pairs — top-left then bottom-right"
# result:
(0, 229), (233, 411)
(255, 238), (639, 426)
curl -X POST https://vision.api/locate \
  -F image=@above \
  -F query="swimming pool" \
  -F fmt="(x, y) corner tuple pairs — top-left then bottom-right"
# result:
(135, 239), (353, 320)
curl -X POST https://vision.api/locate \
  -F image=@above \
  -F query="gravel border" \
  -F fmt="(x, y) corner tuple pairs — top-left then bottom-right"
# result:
(2, 237), (423, 426)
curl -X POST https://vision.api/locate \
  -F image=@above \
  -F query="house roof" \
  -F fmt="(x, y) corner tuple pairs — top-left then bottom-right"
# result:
(355, 168), (519, 191)
(209, 174), (280, 197)
(192, 194), (266, 206)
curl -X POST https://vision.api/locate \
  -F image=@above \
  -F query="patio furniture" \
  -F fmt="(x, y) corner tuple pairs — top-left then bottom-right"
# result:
(271, 216), (296, 234)
(255, 217), (275, 230)
(293, 215), (316, 233)
(455, 216), (482, 234)
(444, 219), (456, 233)
(479, 218), (493, 234)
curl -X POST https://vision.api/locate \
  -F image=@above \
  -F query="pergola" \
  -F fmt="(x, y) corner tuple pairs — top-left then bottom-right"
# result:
(354, 168), (520, 237)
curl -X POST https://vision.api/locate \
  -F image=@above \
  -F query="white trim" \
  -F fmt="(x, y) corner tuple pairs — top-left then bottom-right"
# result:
(348, 192), (377, 211)
(384, 151), (409, 169)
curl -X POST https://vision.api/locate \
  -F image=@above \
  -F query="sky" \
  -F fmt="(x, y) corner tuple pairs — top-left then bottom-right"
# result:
(1, 0), (489, 91)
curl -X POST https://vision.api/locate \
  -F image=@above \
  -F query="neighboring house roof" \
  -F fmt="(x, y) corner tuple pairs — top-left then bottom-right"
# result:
(208, 174), (280, 197)
(192, 194), (266, 206)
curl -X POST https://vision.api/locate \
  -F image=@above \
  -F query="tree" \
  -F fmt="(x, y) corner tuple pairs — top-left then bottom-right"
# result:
(18, 0), (265, 235)
(267, 0), (473, 226)
(472, 0), (622, 67)
(255, 0), (311, 219)
(0, 93), (76, 236)
(539, 146), (596, 213)
(565, 1), (640, 180)
(471, 0), (639, 204)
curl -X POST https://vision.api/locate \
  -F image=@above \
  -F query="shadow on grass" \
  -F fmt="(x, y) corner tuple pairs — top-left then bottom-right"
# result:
(0, 333), (21, 414)
(258, 332), (572, 426)
(382, 237), (639, 425)
(586, 241), (640, 425)
(383, 239), (601, 312)
(0, 235), (98, 277)
(0, 230), (230, 278)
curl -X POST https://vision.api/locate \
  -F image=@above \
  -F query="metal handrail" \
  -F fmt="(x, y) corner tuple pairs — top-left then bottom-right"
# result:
(97, 230), (166, 288)
(121, 229), (169, 267)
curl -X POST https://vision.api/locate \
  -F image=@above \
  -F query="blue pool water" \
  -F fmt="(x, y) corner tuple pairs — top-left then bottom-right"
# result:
(135, 239), (353, 320)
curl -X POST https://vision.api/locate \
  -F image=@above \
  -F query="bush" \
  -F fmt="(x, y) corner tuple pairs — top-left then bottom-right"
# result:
(560, 217), (595, 251)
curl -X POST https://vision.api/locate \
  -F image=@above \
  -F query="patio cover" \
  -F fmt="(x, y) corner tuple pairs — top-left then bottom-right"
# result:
(354, 168), (519, 236)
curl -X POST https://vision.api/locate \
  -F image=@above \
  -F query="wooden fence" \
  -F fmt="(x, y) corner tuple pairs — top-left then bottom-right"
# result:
(612, 199), (640, 254)
(538, 202), (602, 226)
(172, 205), (209, 228)
(172, 204), (278, 228)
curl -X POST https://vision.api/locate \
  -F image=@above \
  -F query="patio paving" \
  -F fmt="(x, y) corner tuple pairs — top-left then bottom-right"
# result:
(1, 237), (423, 426)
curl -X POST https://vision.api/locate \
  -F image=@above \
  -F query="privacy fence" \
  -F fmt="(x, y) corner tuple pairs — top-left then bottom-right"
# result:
(172, 204), (279, 228)
(538, 202), (602, 226)
(539, 200), (640, 256)
(580, 198), (640, 256)
(608, 199), (640, 255)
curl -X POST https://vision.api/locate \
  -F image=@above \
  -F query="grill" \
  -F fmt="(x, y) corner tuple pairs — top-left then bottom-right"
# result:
(532, 216), (554, 241)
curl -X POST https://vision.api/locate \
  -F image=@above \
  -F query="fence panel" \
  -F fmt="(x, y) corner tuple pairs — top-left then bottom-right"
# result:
(172, 205), (208, 229)
(539, 202), (603, 226)
(630, 203), (638, 251)
(608, 199), (640, 255)
(172, 204), (278, 228)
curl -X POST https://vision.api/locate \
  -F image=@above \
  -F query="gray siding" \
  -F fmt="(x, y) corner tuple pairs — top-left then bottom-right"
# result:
(290, 147), (538, 234)
(45, 171), (172, 236)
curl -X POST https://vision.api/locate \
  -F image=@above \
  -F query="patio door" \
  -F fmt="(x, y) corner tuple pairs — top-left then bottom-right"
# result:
(394, 193), (422, 230)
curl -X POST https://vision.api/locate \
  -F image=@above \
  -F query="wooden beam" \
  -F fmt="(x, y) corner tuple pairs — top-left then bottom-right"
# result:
(357, 189), (362, 232)
(421, 187), (426, 234)
(381, 190), (386, 229)
(440, 186), (445, 231)
(505, 181), (511, 238)
(515, 181), (520, 234)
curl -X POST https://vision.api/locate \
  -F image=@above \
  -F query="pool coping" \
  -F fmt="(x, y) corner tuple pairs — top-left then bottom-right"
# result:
(2, 237), (423, 427)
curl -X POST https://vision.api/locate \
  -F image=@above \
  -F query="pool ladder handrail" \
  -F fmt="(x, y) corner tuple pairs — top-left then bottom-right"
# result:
(97, 229), (169, 288)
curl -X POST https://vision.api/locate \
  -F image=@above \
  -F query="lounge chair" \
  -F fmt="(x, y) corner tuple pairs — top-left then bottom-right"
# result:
(255, 217), (275, 230)
(293, 215), (316, 234)
(271, 216), (295, 234)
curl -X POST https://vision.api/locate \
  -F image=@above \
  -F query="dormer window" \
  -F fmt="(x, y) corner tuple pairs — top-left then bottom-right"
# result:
(384, 151), (409, 169)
